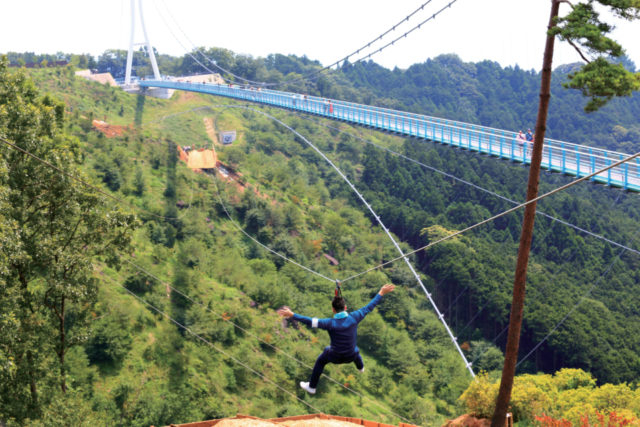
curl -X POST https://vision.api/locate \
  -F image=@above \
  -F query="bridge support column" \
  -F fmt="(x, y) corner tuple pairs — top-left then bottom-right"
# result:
(125, 0), (161, 85)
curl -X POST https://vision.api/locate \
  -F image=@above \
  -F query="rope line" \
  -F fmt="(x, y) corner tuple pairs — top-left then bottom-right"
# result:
(146, 105), (640, 370)
(0, 136), (179, 221)
(339, 151), (640, 283)
(286, 112), (640, 368)
(292, 113), (640, 257)
(105, 273), (324, 414)
(122, 258), (414, 425)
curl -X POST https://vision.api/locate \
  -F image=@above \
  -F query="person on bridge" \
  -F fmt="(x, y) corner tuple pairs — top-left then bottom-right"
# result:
(526, 129), (533, 142)
(277, 283), (396, 394)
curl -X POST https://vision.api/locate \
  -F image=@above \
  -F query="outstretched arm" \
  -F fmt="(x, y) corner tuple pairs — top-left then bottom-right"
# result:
(277, 306), (330, 330)
(351, 283), (395, 323)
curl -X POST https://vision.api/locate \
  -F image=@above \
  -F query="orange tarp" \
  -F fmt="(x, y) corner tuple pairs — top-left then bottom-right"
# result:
(186, 149), (217, 169)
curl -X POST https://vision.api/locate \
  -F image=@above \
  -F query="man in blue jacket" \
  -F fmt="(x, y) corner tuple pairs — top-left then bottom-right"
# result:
(277, 283), (395, 394)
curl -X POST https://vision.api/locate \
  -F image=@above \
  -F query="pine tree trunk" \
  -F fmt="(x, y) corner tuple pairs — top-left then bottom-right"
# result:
(491, 1), (560, 425)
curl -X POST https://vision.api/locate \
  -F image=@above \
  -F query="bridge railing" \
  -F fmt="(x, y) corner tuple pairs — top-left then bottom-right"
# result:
(139, 79), (640, 191)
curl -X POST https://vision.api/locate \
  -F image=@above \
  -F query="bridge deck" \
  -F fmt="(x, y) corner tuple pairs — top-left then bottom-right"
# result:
(139, 80), (640, 192)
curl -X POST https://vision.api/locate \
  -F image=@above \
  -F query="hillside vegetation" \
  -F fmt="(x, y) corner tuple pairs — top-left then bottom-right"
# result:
(1, 51), (639, 426)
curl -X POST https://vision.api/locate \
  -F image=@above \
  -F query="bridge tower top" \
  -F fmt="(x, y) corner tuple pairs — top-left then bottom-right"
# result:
(125, 0), (161, 85)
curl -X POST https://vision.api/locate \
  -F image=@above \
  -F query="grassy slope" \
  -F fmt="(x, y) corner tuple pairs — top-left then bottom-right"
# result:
(26, 67), (471, 426)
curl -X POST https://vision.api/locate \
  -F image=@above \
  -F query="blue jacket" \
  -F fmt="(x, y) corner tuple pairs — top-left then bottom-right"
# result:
(292, 293), (382, 356)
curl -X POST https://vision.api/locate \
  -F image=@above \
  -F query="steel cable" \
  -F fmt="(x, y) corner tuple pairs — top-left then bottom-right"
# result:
(157, 0), (458, 88)
(211, 104), (476, 376)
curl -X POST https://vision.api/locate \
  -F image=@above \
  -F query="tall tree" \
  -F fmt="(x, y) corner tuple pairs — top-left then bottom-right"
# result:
(0, 57), (137, 421)
(491, 2), (640, 425)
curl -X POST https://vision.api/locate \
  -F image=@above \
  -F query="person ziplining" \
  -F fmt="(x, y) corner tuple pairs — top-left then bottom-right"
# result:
(277, 283), (396, 394)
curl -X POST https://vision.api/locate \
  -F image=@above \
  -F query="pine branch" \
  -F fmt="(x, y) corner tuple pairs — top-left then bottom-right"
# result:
(567, 38), (591, 63)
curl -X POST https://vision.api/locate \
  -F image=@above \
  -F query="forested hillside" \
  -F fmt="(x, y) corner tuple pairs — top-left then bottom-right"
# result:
(1, 49), (639, 426)
(2, 60), (474, 426)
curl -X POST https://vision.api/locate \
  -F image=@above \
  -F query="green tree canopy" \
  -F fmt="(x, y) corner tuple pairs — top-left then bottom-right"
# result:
(0, 57), (137, 421)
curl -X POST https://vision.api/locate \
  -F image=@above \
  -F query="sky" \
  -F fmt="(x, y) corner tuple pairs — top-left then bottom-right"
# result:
(0, 0), (638, 72)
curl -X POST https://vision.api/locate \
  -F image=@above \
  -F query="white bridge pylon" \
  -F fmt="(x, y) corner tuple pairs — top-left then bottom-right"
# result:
(124, 0), (161, 85)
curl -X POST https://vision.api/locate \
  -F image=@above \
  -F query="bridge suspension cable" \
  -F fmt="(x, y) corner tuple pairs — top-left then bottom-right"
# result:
(156, 0), (459, 88)
(121, 258), (414, 425)
(153, 0), (264, 85)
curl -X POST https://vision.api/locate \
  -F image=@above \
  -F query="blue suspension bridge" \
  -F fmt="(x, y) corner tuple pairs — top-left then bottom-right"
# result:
(139, 79), (640, 192)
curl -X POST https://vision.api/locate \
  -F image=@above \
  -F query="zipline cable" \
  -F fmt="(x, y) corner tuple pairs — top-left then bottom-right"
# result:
(152, 105), (640, 361)
(158, 103), (639, 378)
(0, 136), (180, 221)
(291, 113), (640, 257)
(339, 151), (640, 283)
(142, 103), (638, 376)
(122, 258), (415, 425)
(468, 200), (618, 367)
(286, 112), (640, 357)
(104, 273), (325, 415)
(209, 104), (476, 377)
(144, 104), (640, 366)
(1, 113), (410, 422)
(465, 219), (596, 363)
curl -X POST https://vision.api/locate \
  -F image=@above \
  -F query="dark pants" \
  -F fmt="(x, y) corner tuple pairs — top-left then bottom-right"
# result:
(309, 346), (364, 388)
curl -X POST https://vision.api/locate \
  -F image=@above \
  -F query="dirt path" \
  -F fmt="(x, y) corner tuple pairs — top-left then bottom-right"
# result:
(204, 117), (218, 145)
